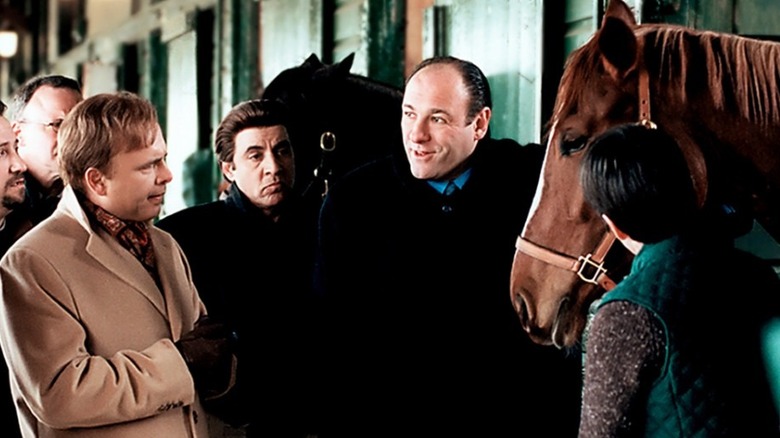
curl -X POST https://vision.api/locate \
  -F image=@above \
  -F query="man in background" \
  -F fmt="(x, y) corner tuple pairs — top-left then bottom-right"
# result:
(0, 99), (30, 438)
(0, 100), (30, 254)
(8, 74), (82, 225)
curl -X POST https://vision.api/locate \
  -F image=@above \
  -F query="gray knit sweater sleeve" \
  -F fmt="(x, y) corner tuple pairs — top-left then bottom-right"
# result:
(579, 300), (666, 437)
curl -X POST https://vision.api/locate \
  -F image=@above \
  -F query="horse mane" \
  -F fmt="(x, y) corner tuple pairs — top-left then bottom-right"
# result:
(337, 75), (403, 116)
(265, 65), (402, 115)
(546, 39), (603, 137)
(643, 25), (780, 128)
(547, 23), (780, 137)
(344, 74), (402, 97)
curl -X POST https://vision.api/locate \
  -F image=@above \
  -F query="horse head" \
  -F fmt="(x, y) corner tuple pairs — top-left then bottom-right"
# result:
(262, 53), (403, 199)
(263, 52), (355, 110)
(512, 0), (780, 348)
(262, 53), (356, 193)
(511, 0), (658, 348)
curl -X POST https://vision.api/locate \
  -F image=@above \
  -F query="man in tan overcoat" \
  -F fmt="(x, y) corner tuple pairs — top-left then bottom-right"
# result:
(0, 91), (235, 437)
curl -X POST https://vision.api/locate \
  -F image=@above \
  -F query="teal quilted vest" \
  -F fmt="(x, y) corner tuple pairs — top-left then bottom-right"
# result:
(598, 232), (780, 437)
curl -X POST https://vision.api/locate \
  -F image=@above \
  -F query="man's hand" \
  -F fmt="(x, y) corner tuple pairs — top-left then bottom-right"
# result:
(176, 316), (238, 400)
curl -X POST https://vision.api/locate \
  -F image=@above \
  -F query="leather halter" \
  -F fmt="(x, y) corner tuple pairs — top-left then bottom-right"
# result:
(514, 63), (656, 292)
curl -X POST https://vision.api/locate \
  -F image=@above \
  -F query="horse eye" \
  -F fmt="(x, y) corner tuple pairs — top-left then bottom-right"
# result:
(560, 135), (588, 156)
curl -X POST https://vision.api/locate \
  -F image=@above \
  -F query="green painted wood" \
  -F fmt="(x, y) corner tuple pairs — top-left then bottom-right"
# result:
(735, 0), (780, 36)
(333, 0), (368, 72)
(260, 0), (324, 89)
(147, 29), (168, 137)
(438, 0), (542, 143)
(193, 7), (217, 206)
(334, 0), (364, 42)
(692, 0), (733, 32)
(642, 0), (689, 26)
(232, 0), (259, 102)
(563, 13), (596, 59)
(644, 0), (780, 36)
(566, 0), (595, 22)
(367, 0), (405, 88)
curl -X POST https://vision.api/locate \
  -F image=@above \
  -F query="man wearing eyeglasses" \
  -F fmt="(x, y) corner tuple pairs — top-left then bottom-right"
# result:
(8, 75), (83, 225)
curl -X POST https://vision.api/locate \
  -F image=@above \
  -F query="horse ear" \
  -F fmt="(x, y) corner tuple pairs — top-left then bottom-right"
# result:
(597, 13), (638, 79)
(316, 52), (354, 80)
(302, 53), (324, 69)
(602, 0), (637, 27)
(336, 53), (355, 74)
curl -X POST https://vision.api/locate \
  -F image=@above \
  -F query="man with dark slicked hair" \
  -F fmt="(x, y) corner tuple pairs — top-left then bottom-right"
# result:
(158, 98), (320, 437)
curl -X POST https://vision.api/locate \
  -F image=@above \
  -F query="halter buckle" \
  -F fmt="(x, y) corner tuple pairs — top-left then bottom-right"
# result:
(320, 131), (336, 152)
(638, 119), (657, 130)
(577, 254), (608, 285)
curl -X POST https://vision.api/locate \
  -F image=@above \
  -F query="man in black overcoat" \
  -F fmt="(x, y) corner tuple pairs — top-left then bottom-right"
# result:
(315, 56), (583, 437)
(157, 99), (320, 437)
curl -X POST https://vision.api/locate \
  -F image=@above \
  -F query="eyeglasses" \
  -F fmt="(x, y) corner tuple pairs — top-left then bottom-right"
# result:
(18, 119), (64, 133)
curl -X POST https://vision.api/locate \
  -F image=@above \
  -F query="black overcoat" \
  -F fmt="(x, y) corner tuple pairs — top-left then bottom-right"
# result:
(315, 138), (583, 437)
(157, 183), (320, 436)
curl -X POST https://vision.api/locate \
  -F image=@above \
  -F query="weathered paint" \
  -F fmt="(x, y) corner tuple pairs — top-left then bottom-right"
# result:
(437, 0), (542, 144)
(260, 0), (324, 89)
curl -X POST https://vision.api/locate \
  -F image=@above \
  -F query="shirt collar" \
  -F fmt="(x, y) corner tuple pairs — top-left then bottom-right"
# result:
(427, 167), (472, 195)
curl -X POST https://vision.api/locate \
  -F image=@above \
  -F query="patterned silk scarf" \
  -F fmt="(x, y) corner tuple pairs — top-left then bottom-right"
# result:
(82, 198), (158, 278)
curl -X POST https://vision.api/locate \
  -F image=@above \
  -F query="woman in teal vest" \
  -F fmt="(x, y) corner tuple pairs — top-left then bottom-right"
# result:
(578, 123), (780, 437)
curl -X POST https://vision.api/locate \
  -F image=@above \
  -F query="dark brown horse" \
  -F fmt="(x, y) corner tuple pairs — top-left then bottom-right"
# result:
(511, 0), (780, 348)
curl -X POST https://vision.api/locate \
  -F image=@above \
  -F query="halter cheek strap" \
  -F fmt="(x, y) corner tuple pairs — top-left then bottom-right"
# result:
(637, 56), (707, 207)
(638, 67), (656, 130)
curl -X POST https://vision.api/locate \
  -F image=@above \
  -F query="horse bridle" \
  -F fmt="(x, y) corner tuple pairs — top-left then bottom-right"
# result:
(312, 131), (337, 198)
(514, 65), (656, 292)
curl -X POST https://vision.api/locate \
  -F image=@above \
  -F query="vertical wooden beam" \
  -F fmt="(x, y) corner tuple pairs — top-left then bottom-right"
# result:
(367, 0), (405, 87)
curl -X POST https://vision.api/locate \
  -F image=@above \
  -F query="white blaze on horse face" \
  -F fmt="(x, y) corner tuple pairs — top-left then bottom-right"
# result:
(521, 120), (556, 237)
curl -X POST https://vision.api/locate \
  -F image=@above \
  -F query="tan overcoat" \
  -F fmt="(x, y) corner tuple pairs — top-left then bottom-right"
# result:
(0, 186), (209, 437)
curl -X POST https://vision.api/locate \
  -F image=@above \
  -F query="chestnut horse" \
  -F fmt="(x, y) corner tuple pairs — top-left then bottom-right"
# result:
(511, 0), (780, 348)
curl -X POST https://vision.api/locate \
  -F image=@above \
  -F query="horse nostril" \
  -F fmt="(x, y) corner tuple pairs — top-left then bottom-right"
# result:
(513, 294), (530, 329)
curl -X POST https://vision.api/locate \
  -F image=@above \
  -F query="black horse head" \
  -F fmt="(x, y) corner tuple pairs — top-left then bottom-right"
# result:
(262, 53), (404, 200)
